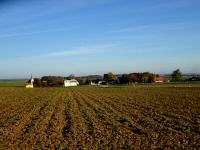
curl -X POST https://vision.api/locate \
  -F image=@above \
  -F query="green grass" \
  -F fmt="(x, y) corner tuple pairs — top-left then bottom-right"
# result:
(0, 80), (27, 87)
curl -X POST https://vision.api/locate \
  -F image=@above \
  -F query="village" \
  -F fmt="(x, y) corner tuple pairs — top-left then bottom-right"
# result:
(25, 68), (200, 89)
(25, 71), (172, 88)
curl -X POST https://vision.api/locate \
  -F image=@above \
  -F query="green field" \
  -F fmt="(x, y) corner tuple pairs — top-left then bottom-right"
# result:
(0, 80), (27, 87)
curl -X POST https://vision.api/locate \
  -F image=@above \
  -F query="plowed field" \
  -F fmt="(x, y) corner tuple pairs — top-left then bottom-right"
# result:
(0, 87), (200, 149)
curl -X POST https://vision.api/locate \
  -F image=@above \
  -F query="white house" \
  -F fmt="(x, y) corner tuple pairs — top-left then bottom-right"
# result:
(63, 79), (79, 87)
(98, 81), (106, 86)
(90, 81), (97, 86)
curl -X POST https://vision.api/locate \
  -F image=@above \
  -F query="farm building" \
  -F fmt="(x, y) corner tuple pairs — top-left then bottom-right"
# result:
(154, 76), (169, 83)
(25, 75), (34, 88)
(90, 81), (97, 86)
(63, 79), (79, 87)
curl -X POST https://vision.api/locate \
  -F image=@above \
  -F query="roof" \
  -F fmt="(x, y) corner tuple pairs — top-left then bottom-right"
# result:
(64, 79), (79, 83)
(154, 76), (167, 81)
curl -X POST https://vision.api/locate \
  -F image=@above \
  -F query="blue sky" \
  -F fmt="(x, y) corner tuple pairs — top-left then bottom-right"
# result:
(0, 0), (200, 78)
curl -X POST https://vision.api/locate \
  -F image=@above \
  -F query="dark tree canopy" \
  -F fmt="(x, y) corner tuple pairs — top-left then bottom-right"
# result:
(76, 77), (91, 85)
(67, 74), (76, 80)
(120, 72), (155, 84)
(171, 69), (182, 81)
(41, 76), (64, 86)
(103, 72), (118, 82)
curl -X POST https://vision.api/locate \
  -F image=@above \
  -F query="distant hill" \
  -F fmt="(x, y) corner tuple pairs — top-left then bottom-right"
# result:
(0, 79), (28, 81)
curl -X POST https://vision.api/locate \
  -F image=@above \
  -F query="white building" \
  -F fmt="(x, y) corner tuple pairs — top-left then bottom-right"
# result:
(64, 79), (79, 87)
(26, 75), (34, 88)
(90, 81), (97, 86)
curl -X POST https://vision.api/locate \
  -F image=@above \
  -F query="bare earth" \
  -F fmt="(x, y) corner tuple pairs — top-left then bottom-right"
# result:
(0, 87), (200, 149)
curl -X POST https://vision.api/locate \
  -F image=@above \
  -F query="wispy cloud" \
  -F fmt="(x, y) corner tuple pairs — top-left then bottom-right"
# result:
(4, 44), (117, 62)
(109, 25), (151, 33)
(46, 44), (116, 57)
(108, 21), (195, 35)
(47, 47), (96, 57)
(0, 28), (73, 38)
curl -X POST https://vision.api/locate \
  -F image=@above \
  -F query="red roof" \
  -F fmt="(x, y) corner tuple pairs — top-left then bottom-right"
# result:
(154, 76), (167, 82)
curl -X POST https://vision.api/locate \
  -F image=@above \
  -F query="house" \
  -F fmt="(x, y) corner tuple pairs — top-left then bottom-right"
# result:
(90, 81), (97, 86)
(154, 76), (168, 83)
(26, 75), (34, 88)
(189, 76), (200, 81)
(63, 79), (79, 87)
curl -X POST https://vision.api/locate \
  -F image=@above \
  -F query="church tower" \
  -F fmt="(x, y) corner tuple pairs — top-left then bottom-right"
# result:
(25, 74), (34, 88)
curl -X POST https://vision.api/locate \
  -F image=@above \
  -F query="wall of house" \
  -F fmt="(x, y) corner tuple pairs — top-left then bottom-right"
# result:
(64, 81), (78, 87)
(26, 84), (34, 88)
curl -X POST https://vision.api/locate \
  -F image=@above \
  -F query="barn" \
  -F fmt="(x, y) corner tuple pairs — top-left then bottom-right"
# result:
(63, 79), (79, 87)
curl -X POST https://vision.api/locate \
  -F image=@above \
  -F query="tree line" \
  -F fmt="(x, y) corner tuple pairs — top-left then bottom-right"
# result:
(32, 69), (199, 87)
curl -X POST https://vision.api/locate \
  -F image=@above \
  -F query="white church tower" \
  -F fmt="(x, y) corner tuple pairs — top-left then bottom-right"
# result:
(25, 75), (34, 88)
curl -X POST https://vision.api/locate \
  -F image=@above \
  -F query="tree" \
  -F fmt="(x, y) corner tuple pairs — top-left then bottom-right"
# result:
(140, 72), (154, 83)
(41, 76), (64, 86)
(171, 69), (182, 81)
(33, 78), (42, 87)
(127, 74), (139, 83)
(67, 74), (75, 80)
(85, 77), (92, 85)
(76, 77), (91, 85)
(120, 74), (129, 84)
(120, 72), (154, 84)
(103, 72), (118, 83)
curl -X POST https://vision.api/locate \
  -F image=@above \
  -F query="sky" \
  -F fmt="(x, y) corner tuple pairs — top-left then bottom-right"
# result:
(0, 0), (200, 79)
